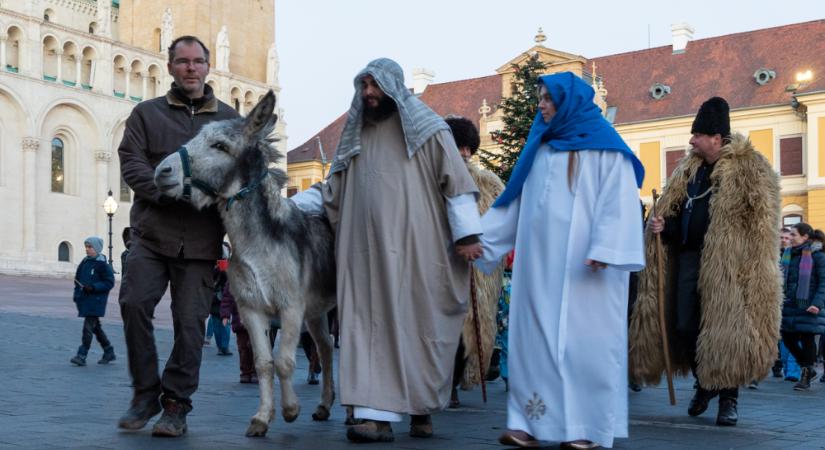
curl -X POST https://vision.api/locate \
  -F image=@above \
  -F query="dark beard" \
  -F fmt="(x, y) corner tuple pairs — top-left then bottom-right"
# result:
(363, 95), (398, 123)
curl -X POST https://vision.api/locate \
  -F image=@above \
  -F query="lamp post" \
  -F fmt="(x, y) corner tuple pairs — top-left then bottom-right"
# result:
(103, 189), (118, 267)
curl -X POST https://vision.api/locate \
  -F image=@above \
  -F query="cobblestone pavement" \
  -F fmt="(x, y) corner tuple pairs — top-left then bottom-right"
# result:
(1, 274), (825, 449)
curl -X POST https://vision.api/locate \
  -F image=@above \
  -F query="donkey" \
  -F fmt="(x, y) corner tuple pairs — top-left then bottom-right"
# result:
(153, 91), (336, 437)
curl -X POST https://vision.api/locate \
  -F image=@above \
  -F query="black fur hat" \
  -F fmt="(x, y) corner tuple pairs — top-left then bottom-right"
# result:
(691, 97), (730, 138)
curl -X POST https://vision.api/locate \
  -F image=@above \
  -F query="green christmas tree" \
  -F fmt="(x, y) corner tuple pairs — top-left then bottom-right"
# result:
(478, 55), (547, 182)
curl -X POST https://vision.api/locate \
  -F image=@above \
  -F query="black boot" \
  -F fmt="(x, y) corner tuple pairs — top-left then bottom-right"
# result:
(98, 346), (116, 364)
(70, 346), (88, 366)
(794, 366), (815, 391)
(151, 398), (191, 437)
(687, 387), (717, 417)
(716, 397), (738, 426)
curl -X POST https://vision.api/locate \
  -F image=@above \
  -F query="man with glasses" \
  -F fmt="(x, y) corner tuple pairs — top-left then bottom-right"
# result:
(117, 35), (238, 437)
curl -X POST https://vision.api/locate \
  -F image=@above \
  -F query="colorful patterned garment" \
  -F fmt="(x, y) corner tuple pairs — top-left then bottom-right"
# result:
(495, 269), (512, 385)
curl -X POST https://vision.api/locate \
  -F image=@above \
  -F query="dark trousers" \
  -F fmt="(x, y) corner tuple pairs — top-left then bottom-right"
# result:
(781, 331), (817, 367)
(452, 337), (467, 389)
(300, 331), (321, 374)
(119, 241), (214, 407)
(80, 316), (110, 352)
(677, 250), (738, 399)
(235, 327), (276, 377)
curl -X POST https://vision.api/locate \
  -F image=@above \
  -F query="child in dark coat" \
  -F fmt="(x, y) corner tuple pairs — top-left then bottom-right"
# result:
(71, 237), (115, 366)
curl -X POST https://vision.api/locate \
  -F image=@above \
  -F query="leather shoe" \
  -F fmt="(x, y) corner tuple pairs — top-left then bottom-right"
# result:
(409, 414), (432, 438)
(498, 429), (540, 448)
(687, 388), (717, 417)
(716, 398), (738, 426)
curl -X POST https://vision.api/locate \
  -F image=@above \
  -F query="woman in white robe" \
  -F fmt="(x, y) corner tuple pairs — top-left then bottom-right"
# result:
(476, 72), (645, 449)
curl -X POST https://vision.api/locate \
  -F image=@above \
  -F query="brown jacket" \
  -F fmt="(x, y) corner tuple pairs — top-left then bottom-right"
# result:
(118, 84), (239, 260)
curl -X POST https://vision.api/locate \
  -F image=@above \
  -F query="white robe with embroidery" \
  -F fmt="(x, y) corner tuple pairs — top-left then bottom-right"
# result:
(476, 145), (644, 448)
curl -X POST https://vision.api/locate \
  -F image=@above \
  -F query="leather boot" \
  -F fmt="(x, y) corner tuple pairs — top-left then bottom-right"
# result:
(98, 346), (116, 364)
(687, 387), (717, 417)
(117, 398), (162, 430)
(794, 366), (815, 391)
(151, 398), (191, 437)
(70, 346), (88, 366)
(716, 397), (738, 426)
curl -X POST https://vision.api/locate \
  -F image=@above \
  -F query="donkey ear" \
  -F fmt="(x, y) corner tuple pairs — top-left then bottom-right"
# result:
(243, 90), (278, 137)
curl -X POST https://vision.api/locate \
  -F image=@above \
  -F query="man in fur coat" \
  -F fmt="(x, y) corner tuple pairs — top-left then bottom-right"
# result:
(630, 97), (782, 427)
(444, 116), (505, 408)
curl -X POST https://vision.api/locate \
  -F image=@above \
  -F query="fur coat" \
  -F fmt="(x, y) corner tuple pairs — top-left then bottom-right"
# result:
(461, 161), (505, 388)
(629, 133), (782, 389)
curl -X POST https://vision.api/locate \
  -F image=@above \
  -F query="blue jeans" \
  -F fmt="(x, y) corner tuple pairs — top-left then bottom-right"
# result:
(208, 314), (230, 349)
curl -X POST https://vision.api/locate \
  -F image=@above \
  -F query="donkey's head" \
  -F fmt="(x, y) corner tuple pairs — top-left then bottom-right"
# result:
(154, 90), (283, 211)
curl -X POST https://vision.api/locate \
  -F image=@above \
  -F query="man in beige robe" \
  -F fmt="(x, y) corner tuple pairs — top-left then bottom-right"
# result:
(292, 58), (483, 443)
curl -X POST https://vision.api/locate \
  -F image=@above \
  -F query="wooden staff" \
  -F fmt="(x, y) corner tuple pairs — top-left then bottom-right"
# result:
(469, 270), (487, 403)
(652, 189), (676, 406)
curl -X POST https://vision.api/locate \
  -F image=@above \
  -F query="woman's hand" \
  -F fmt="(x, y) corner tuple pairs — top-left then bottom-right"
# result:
(806, 305), (820, 315)
(456, 243), (483, 262)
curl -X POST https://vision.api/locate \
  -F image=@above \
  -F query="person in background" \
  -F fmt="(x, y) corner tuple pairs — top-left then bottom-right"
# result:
(780, 223), (825, 390)
(210, 242), (233, 356)
(71, 237), (116, 366)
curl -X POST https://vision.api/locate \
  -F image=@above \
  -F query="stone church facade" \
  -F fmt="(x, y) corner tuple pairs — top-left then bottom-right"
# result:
(0, 0), (284, 276)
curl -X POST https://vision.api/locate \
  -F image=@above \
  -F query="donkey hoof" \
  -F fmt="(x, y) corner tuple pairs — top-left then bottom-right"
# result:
(245, 418), (269, 437)
(312, 405), (331, 421)
(282, 405), (300, 423)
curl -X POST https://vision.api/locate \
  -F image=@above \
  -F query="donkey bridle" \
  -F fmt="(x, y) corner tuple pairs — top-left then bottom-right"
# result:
(176, 146), (269, 211)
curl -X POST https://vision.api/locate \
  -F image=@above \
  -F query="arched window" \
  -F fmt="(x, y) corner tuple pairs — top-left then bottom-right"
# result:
(44, 9), (54, 22)
(234, 98), (240, 112)
(58, 241), (71, 262)
(783, 214), (802, 227)
(51, 137), (64, 192)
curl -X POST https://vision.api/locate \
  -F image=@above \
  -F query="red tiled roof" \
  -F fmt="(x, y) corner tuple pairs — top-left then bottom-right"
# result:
(591, 19), (825, 125)
(287, 114), (346, 164)
(287, 75), (502, 162)
(289, 19), (825, 161)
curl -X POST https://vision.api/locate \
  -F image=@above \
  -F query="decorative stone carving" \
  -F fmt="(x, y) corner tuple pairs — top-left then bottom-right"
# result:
(478, 99), (491, 119)
(591, 62), (608, 114)
(22, 137), (40, 152)
(216, 25), (230, 71)
(534, 27), (547, 45)
(161, 8), (174, 52)
(266, 42), (280, 86)
(95, 150), (112, 162)
(96, 0), (112, 37)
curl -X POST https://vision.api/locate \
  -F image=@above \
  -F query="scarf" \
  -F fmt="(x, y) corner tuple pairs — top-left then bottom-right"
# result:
(782, 242), (813, 304)
(329, 58), (449, 175)
(493, 72), (644, 207)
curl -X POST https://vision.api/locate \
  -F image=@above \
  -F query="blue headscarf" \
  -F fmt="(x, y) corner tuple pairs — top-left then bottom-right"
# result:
(493, 72), (644, 207)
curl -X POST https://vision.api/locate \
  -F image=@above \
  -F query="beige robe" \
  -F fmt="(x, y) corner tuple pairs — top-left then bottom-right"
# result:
(321, 112), (478, 414)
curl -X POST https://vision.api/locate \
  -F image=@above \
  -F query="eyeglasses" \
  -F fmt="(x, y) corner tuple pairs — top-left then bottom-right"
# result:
(172, 58), (208, 67)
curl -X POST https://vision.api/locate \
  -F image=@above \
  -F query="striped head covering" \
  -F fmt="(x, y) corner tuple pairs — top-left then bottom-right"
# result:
(328, 58), (449, 175)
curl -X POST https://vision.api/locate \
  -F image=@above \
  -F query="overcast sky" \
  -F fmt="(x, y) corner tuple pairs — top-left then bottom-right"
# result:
(275, 1), (824, 148)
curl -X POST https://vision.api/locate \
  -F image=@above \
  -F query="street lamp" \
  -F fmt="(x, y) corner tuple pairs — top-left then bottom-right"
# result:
(103, 189), (118, 267)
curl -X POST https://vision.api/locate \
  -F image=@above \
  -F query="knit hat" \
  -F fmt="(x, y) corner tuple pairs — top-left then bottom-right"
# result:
(84, 236), (104, 256)
(691, 97), (730, 138)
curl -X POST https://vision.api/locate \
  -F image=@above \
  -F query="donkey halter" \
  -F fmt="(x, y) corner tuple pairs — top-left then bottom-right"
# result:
(176, 146), (269, 211)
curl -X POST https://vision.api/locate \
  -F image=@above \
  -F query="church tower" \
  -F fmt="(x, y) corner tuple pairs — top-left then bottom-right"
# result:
(117, 0), (275, 83)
